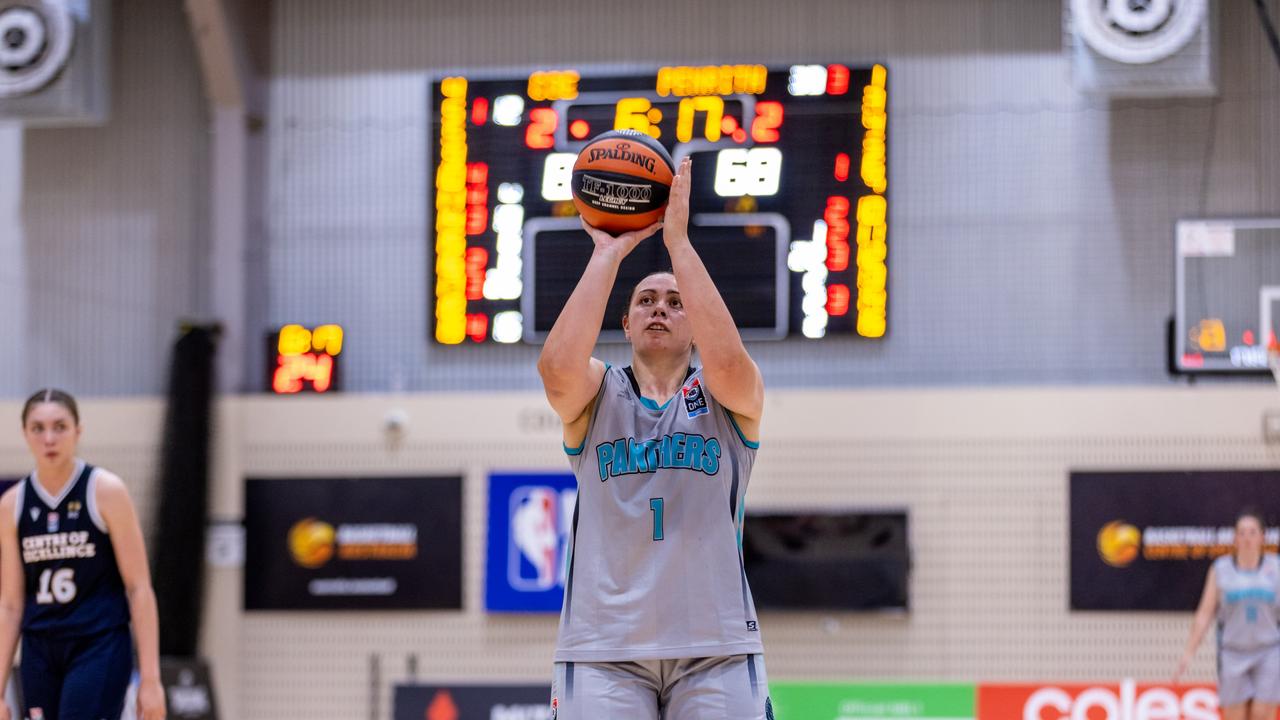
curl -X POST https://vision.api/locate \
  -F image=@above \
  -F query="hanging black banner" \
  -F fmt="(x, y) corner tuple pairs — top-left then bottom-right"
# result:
(244, 476), (462, 610)
(1070, 470), (1280, 610)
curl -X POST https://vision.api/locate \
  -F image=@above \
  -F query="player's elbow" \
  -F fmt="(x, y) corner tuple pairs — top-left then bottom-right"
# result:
(0, 594), (23, 620)
(537, 354), (579, 388)
(123, 577), (156, 602)
(536, 348), (562, 378)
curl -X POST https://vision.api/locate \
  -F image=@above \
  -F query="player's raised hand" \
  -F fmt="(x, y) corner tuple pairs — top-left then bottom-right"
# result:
(138, 676), (167, 720)
(580, 217), (662, 261)
(663, 156), (692, 245)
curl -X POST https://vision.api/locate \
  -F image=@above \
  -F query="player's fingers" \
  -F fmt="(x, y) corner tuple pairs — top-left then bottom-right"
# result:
(579, 217), (604, 238)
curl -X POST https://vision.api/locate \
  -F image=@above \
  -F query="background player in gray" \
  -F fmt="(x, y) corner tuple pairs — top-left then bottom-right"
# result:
(538, 157), (773, 719)
(1175, 510), (1280, 720)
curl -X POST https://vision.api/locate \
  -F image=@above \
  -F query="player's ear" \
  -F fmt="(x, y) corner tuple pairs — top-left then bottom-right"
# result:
(621, 312), (630, 339)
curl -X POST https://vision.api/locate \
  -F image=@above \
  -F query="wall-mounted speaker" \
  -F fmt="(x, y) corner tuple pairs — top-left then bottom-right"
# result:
(0, 0), (109, 126)
(1066, 0), (1216, 97)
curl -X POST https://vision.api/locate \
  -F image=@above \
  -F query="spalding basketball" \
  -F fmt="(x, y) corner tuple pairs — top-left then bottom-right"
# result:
(572, 130), (675, 234)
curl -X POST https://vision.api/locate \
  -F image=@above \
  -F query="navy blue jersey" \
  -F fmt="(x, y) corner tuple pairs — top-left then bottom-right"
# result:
(16, 461), (130, 637)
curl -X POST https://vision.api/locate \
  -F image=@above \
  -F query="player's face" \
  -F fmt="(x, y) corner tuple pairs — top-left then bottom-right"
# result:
(22, 402), (81, 466)
(1236, 516), (1264, 557)
(624, 274), (692, 355)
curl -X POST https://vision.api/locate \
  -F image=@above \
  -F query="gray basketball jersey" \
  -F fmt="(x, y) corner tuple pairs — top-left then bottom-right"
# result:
(1214, 553), (1280, 651)
(554, 365), (764, 662)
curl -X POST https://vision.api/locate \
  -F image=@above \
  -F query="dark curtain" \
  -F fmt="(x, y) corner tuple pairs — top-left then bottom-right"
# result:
(151, 323), (218, 656)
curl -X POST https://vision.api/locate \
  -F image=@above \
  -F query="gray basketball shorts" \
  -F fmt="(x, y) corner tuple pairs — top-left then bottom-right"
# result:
(549, 654), (774, 720)
(1219, 644), (1280, 706)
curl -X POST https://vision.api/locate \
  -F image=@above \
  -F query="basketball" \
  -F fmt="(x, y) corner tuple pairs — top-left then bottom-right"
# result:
(571, 129), (675, 234)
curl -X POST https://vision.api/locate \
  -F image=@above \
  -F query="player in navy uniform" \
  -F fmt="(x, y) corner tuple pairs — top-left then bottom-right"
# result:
(0, 390), (165, 720)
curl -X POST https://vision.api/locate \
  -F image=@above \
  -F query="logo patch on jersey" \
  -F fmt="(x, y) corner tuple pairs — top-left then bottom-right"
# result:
(30, 507), (39, 522)
(683, 378), (709, 419)
(746, 620), (758, 632)
(46, 512), (59, 533)
(67, 500), (82, 519)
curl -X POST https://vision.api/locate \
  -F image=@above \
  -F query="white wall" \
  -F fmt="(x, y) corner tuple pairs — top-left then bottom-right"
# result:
(17, 0), (209, 396)
(260, 0), (1280, 391)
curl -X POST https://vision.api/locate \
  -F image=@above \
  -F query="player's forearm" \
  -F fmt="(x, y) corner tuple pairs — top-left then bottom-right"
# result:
(665, 237), (749, 366)
(539, 247), (624, 375)
(1181, 613), (1212, 660)
(0, 604), (22, 688)
(127, 584), (162, 681)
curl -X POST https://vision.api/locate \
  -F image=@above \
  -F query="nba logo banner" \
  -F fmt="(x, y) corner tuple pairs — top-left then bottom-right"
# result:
(486, 472), (577, 612)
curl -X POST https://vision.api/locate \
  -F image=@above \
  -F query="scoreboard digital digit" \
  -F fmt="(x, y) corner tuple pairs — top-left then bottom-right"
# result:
(430, 63), (888, 345)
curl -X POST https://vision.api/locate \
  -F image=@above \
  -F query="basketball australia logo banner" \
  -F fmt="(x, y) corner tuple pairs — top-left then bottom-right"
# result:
(1070, 0), (1208, 64)
(1070, 471), (1280, 610)
(244, 476), (462, 610)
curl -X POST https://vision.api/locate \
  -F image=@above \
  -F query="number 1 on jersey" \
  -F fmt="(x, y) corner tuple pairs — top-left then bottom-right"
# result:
(650, 497), (665, 541)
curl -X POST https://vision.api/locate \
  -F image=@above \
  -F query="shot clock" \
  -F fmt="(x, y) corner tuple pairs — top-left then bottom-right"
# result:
(430, 63), (888, 344)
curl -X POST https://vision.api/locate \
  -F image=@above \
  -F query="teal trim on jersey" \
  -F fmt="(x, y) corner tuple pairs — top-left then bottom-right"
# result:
(639, 395), (672, 412)
(564, 442), (584, 456)
(724, 408), (761, 449)
(736, 500), (746, 549)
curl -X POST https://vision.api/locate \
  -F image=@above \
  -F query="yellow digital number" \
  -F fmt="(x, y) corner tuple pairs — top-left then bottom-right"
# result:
(676, 96), (724, 143)
(311, 324), (344, 356)
(1190, 318), (1227, 352)
(527, 71), (580, 101)
(614, 97), (662, 139)
(277, 324), (311, 356)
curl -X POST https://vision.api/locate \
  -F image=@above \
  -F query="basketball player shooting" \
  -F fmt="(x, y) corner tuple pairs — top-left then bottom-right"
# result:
(537, 157), (774, 719)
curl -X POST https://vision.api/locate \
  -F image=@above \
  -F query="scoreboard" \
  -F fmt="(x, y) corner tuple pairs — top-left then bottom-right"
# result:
(1175, 218), (1280, 373)
(430, 63), (889, 344)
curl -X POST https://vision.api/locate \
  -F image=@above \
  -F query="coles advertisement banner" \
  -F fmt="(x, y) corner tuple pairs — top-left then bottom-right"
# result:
(485, 472), (577, 612)
(389, 680), (1272, 720)
(976, 680), (1280, 720)
(770, 683), (975, 719)
(1070, 470), (1280, 610)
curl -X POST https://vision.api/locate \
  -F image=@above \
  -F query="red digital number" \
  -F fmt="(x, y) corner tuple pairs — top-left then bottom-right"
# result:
(834, 153), (851, 182)
(751, 102), (783, 143)
(466, 313), (489, 343)
(525, 108), (558, 150)
(826, 65), (850, 95)
(826, 284), (851, 317)
(465, 246), (489, 301)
